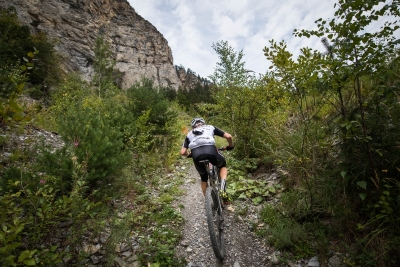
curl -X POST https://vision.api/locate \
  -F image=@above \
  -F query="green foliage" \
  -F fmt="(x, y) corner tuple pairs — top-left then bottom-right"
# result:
(206, 40), (284, 158)
(139, 206), (185, 266)
(211, 80), (276, 158)
(111, 156), (187, 267)
(0, 7), (31, 65)
(0, 61), (25, 100)
(32, 75), (130, 193)
(92, 34), (119, 98)
(161, 85), (178, 102)
(0, 50), (38, 126)
(40, 75), (181, 192)
(141, 228), (184, 267)
(123, 78), (182, 170)
(258, 205), (309, 253)
(61, 101), (125, 183)
(0, 167), (107, 266)
(208, 40), (248, 88)
(51, 86), (128, 189)
(226, 169), (280, 205)
(0, 9), (187, 267)
(171, 64), (214, 110)
(26, 32), (63, 100)
(127, 78), (176, 132)
(175, 82), (213, 110)
(216, 156), (279, 205)
(256, 0), (400, 264)
(0, 7), (63, 99)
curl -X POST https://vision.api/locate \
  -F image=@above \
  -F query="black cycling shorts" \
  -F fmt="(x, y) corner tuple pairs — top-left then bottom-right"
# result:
(192, 145), (226, 182)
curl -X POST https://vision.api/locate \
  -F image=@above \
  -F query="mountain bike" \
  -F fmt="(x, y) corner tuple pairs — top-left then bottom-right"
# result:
(200, 147), (227, 261)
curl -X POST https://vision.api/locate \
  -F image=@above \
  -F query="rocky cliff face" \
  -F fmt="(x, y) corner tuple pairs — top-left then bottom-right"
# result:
(175, 65), (212, 89)
(1, 0), (183, 89)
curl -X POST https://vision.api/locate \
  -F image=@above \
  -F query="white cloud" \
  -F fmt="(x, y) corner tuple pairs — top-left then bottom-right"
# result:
(213, 14), (251, 39)
(127, 0), (397, 78)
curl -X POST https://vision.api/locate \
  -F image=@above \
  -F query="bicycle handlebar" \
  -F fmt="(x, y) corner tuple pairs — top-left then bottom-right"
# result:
(219, 146), (234, 151)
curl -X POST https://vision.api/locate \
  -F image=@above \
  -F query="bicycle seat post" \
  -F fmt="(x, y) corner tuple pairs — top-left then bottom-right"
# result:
(208, 163), (213, 177)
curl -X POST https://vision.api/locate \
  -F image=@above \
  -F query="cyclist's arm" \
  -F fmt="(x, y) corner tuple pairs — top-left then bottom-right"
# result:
(180, 147), (191, 157)
(223, 132), (234, 147)
(214, 126), (234, 149)
(180, 137), (191, 157)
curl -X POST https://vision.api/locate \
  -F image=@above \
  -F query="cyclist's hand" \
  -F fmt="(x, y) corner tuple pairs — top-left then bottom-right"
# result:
(225, 145), (234, 151)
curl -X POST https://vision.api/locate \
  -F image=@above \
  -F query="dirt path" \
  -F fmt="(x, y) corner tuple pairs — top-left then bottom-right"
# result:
(174, 166), (272, 267)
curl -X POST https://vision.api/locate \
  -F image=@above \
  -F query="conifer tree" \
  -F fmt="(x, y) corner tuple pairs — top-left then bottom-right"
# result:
(93, 34), (116, 98)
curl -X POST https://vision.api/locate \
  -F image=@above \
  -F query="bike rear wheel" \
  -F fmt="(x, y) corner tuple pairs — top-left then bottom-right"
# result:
(205, 186), (225, 261)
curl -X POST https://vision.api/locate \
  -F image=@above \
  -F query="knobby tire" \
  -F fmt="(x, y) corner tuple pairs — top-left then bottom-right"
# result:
(205, 186), (225, 261)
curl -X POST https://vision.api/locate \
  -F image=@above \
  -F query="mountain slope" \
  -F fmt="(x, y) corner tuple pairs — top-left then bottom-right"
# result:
(1, 0), (182, 89)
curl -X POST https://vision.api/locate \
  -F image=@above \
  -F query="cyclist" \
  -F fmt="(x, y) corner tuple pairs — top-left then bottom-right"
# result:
(180, 117), (234, 197)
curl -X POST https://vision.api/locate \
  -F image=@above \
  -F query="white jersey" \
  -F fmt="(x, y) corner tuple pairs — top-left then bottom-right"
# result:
(183, 124), (225, 150)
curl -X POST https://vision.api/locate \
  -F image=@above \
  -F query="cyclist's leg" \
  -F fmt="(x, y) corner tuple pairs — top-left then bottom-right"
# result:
(214, 152), (227, 191)
(212, 153), (230, 204)
(201, 181), (208, 196)
(219, 167), (227, 190)
(193, 155), (209, 196)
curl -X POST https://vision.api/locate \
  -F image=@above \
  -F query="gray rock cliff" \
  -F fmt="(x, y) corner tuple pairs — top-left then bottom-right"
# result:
(0, 0), (183, 89)
(175, 65), (212, 89)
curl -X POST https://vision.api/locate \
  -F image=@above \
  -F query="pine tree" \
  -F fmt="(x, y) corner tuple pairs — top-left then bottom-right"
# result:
(93, 34), (116, 98)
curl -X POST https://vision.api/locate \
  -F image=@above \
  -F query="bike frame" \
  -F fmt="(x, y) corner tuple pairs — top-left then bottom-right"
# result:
(199, 154), (226, 261)
(200, 160), (225, 206)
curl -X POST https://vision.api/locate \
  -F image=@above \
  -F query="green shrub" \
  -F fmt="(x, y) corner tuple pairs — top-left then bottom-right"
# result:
(34, 145), (74, 194)
(258, 205), (309, 254)
(56, 99), (127, 188)
(0, 7), (63, 93)
(0, 167), (107, 266)
(127, 78), (176, 133)
(0, 50), (38, 125)
(139, 205), (185, 267)
(0, 7), (31, 66)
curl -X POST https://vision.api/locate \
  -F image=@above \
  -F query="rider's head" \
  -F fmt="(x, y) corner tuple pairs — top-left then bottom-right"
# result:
(191, 117), (205, 128)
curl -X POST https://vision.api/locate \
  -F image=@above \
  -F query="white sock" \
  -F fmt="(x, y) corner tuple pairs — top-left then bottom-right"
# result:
(220, 179), (226, 191)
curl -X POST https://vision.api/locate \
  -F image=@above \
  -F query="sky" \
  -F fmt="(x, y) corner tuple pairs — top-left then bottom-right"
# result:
(125, 0), (393, 79)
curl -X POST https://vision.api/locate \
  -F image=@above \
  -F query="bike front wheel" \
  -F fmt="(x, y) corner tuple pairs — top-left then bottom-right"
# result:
(205, 186), (225, 261)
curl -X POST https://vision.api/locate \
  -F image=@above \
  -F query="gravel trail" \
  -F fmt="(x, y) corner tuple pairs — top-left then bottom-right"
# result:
(174, 166), (272, 267)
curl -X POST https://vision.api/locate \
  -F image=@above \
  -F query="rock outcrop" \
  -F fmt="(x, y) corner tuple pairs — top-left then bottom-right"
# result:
(175, 65), (212, 89)
(1, 0), (183, 89)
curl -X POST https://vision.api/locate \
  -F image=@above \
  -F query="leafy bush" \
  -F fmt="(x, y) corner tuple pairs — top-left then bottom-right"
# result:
(124, 78), (183, 172)
(0, 7), (63, 99)
(0, 7), (31, 65)
(258, 205), (309, 253)
(174, 82), (213, 110)
(199, 1), (400, 264)
(54, 97), (128, 189)
(0, 164), (107, 266)
(127, 78), (176, 132)
(0, 8), (187, 267)
(139, 206), (185, 266)
(254, 0), (400, 264)
(205, 40), (284, 158)
(0, 50), (38, 125)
